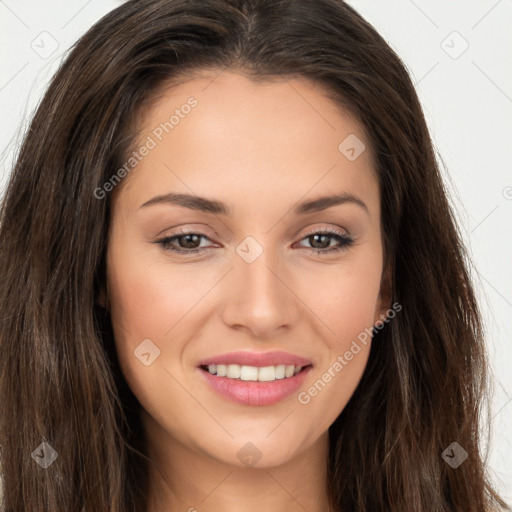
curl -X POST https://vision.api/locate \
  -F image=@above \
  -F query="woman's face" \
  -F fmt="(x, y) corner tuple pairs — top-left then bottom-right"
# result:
(104, 70), (390, 468)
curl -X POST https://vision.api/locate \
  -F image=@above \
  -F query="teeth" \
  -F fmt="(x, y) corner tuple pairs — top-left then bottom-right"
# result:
(227, 364), (241, 378)
(258, 366), (276, 381)
(240, 365), (259, 381)
(275, 365), (286, 379)
(205, 363), (304, 381)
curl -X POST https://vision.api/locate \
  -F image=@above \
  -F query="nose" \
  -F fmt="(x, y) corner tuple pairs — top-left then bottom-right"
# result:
(221, 241), (300, 338)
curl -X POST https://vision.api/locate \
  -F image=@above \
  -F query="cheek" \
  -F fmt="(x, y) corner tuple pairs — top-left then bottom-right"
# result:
(297, 341), (371, 437)
(106, 240), (206, 342)
(328, 273), (381, 345)
(105, 243), (198, 422)
(292, 250), (381, 427)
(105, 240), (184, 379)
(295, 263), (380, 421)
(298, 247), (383, 348)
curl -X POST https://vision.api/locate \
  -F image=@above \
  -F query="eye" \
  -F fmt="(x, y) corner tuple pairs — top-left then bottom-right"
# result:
(156, 230), (214, 254)
(155, 228), (354, 256)
(295, 228), (354, 255)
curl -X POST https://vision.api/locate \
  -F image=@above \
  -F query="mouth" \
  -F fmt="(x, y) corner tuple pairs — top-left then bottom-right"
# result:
(199, 363), (313, 382)
(197, 356), (314, 406)
(196, 350), (313, 405)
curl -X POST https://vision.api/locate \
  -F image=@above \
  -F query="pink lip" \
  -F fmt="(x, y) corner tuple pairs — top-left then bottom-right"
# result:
(198, 365), (313, 406)
(197, 350), (312, 368)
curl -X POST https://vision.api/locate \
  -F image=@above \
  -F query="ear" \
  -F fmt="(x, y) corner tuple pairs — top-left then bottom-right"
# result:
(373, 260), (393, 327)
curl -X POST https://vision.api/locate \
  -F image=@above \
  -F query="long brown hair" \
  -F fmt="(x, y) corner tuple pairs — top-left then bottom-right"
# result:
(0, 1), (508, 510)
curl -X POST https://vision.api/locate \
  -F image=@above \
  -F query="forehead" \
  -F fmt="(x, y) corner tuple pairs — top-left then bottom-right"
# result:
(115, 70), (378, 217)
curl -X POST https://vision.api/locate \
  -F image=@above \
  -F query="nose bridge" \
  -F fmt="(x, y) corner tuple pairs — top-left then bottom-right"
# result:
(222, 235), (297, 335)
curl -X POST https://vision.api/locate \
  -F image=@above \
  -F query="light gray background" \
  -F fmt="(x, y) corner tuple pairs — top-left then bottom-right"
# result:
(1, 0), (510, 501)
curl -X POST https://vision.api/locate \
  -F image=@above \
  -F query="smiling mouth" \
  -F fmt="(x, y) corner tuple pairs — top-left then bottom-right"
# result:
(199, 363), (312, 382)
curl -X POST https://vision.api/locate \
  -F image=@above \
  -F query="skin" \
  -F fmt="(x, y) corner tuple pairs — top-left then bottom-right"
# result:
(100, 70), (391, 512)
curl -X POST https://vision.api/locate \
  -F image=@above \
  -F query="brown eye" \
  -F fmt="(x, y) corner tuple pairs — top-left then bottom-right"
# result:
(308, 233), (333, 250)
(176, 234), (202, 249)
(156, 232), (213, 254)
(296, 230), (354, 255)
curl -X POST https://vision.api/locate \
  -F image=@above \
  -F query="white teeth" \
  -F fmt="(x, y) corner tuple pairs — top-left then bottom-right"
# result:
(205, 363), (304, 381)
(258, 366), (275, 381)
(275, 365), (286, 379)
(285, 365), (295, 378)
(240, 365), (259, 381)
(227, 364), (241, 378)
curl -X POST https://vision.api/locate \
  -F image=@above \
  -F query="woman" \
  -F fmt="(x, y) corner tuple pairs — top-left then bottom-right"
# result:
(0, 0), (508, 510)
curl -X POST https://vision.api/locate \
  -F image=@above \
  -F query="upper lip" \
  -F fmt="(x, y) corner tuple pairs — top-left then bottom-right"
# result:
(198, 350), (313, 368)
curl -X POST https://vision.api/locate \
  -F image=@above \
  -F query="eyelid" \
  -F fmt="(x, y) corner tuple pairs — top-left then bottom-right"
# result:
(297, 225), (349, 238)
(153, 223), (220, 239)
(157, 224), (350, 244)
(155, 224), (354, 256)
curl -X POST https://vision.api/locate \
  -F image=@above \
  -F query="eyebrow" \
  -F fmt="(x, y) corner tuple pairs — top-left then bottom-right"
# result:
(139, 192), (369, 216)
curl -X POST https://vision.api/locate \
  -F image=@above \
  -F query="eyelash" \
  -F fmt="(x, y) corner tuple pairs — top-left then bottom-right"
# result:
(155, 228), (354, 256)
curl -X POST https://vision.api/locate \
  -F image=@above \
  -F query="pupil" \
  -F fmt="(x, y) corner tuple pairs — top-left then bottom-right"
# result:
(310, 234), (330, 249)
(180, 234), (200, 248)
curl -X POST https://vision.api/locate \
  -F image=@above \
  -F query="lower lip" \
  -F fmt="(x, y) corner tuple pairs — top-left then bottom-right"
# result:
(198, 365), (313, 406)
